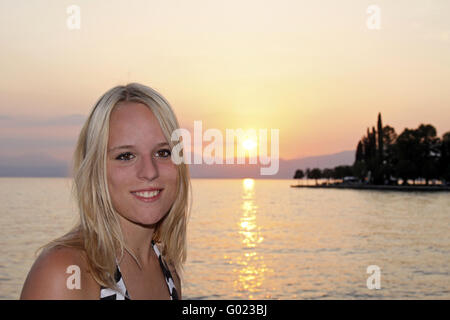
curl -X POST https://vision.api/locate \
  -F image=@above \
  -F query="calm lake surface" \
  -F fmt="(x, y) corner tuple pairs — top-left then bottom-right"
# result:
(0, 177), (449, 299)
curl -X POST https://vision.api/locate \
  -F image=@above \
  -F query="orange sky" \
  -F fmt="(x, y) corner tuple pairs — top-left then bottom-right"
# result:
(1, 0), (450, 161)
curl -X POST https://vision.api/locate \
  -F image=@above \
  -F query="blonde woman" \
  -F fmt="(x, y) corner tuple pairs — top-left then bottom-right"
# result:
(20, 83), (191, 300)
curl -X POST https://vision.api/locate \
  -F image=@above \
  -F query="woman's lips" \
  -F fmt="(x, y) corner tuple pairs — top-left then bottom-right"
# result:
(131, 189), (163, 202)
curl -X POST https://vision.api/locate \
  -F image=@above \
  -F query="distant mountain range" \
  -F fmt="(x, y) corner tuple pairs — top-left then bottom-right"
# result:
(189, 150), (355, 179)
(0, 150), (354, 179)
(0, 153), (71, 177)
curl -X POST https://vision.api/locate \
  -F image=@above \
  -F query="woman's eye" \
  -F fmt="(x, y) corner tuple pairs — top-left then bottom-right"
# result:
(116, 152), (135, 161)
(155, 148), (171, 158)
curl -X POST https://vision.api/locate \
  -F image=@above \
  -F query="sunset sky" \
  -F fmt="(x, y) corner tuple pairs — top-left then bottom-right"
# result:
(1, 0), (450, 164)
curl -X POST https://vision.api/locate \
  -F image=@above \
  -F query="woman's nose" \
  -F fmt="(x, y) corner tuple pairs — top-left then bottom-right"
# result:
(137, 156), (159, 181)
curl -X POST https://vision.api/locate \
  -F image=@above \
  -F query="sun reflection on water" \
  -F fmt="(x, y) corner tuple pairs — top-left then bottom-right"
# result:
(232, 178), (269, 299)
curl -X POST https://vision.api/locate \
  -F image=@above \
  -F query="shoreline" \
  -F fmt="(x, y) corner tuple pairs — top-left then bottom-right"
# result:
(290, 183), (450, 192)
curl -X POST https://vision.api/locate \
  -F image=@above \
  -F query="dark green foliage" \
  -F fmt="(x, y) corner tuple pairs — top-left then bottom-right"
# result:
(352, 113), (445, 185)
(308, 168), (322, 185)
(293, 169), (304, 179)
(295, 113), (448, 185)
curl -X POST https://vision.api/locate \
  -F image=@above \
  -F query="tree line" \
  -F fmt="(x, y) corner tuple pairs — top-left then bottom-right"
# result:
(294, 113), (450, 185)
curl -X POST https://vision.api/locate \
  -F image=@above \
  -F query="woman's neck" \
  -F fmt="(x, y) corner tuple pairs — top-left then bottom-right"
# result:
(118, 215), (156, 269)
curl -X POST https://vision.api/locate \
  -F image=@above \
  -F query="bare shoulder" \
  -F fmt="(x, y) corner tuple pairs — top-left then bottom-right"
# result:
(166, 261), (182, 299)
(20, 246), (99, 300)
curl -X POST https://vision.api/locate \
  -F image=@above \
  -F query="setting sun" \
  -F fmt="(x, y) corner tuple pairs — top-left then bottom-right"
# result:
(242, 138), (257, 151)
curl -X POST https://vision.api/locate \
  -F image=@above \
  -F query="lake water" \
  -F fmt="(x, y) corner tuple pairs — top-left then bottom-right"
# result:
(0, 177), (449, 299)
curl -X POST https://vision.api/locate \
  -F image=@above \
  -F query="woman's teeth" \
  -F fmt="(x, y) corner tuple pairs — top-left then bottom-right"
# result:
(133, 190), (161, 198)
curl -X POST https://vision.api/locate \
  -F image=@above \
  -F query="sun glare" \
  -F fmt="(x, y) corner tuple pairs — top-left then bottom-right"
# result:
(242, 138), (257, 151)
(243, 178), (255, 190)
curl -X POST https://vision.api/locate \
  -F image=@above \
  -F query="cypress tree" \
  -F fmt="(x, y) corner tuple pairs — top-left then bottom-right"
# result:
(376, 113), (384, 184)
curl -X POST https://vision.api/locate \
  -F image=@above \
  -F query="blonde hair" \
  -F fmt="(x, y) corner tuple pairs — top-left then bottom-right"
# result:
(39, 83), (191, 293)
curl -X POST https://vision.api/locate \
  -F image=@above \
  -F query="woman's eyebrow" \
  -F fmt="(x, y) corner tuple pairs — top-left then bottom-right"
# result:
(108, 142), (169, 152)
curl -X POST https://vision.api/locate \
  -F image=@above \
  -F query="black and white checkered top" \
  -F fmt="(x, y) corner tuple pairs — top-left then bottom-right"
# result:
(100, 240), (179, 300)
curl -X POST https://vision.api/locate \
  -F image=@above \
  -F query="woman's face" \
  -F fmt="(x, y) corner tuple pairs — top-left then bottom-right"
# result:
(106, 102), (178, 226)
